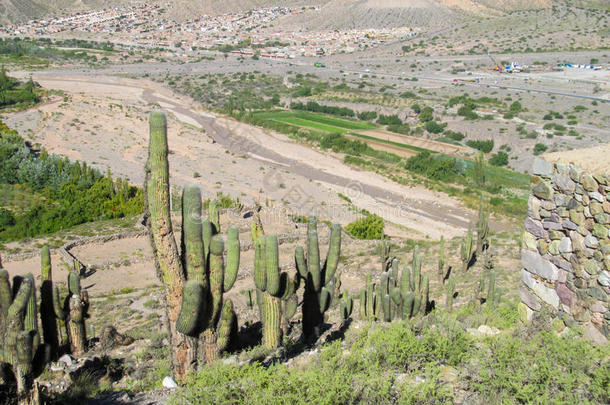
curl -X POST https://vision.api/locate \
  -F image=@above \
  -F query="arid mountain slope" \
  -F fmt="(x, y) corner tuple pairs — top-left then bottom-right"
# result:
(0, 0), (557, 26)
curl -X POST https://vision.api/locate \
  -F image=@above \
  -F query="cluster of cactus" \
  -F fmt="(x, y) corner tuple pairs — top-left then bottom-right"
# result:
(470, 272), (500, 308)
(254, 235), (299, 349)
(145, 110), (239, 380)
(295, 216), (341, 340)
(339, 294), (353, 322)
(360, 247), (430, 322)
(174, 184), (240, 365)
(0, 247), (88, 397)
(476, 195), (490, 255)
(378, 238), (392, 272)
(461, 223), (475, 272)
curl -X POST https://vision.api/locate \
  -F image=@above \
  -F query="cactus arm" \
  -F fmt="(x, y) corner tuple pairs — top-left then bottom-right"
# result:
(216, 299), (236, 352)
(254, 236), (266, 291)
(0, 269), (11, 319)
(284, 295), (298, 322)
(208, 236), (225, 328)
(176, 280), (205, 336)
(224, 227), (240, 292)
(294, 246), (307, 278)
(209, 200), (220, 234)
(306, 217), (321, 291)
(182, 184), (206, 284)
(323, 224), (341, 284)
(68, 271), (80, 296)
(265, 235), (281, 296)
(52, 286), (67, 321)
(23, 273), (40, 350)
(202, 219), (213, 262)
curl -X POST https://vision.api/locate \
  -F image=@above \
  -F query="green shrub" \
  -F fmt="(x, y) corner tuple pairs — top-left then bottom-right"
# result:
(377, 114), (402, 125)
(400, 91), (417, 99)
(509, 101), (522, 113)
(405, 151), (461, 181)
(466, 139), (494, 153)
(387, 123), (410, 135)
(444, 130), (465, 141)
(457, 105), (478, 120)
(489, 151), (508, 167)
(418, 106), (434, 122)
(345, 214), (384, 239)
(533, 143), (548, 155)
(425, 121), (446, 134)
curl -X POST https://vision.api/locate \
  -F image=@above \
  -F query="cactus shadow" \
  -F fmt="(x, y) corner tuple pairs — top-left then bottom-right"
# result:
(425, 300), (436, 314)
(232, 321), (262, 352)
(324, 319), (352, 344)
(442, 266), (452, 284)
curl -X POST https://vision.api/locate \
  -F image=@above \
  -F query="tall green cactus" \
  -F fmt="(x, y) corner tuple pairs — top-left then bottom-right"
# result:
(40, 246), (59, 360)
(476, 195), (490, 255)
(446, 275), (456, 312)
(487, 272), (496, 306)
(296, 217), (341, 340)
(438, 236), (445, 284)
(461, 223), (475, 272)
(145, 110), (240, 379)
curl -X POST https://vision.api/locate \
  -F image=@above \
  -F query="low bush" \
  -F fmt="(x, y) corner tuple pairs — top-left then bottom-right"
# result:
(466, 139), (494, 153)
(345, 214), (384, 239)
(425, 121), (446, 134)
(533, 143), (548, 155)
(405, 151), (461, 182)
(489, 151), (509, 167)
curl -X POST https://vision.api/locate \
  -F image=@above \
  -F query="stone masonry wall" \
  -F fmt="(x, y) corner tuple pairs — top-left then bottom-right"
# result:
(520, 158), (609, 344)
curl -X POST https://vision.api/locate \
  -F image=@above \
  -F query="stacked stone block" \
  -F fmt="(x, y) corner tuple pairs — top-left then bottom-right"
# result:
(520, 158), (609, 343)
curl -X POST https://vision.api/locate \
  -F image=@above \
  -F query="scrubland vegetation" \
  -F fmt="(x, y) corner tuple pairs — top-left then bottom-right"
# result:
(0, 119), (142, 243)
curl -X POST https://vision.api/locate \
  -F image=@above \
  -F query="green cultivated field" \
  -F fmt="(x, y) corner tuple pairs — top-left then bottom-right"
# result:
(254, 110), (376, 134)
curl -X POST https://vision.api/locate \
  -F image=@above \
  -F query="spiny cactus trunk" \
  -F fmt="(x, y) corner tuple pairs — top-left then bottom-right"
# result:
(145, 110), (195, 381)
(201, 330), (219, 365)
(262, 294), (281, 349)
(15, 331), (33, 398)
(67, 295), (86, 356)
(40, 246), (59, 360)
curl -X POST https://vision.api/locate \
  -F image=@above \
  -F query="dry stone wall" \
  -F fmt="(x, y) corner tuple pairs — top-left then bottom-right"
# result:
(520, 158), (609, 344)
